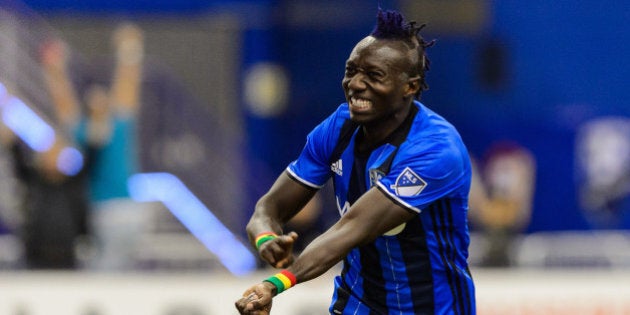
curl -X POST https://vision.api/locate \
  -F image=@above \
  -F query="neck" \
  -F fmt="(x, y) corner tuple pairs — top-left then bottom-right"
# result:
(359, 103), (412, 150)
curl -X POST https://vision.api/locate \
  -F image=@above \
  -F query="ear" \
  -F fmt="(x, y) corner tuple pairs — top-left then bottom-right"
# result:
(404, 76), (421, 97)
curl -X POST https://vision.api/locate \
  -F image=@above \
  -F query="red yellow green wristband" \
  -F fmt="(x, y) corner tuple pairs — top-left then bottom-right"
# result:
(264, 270), (297, 295)
(255, 231), (278, 250)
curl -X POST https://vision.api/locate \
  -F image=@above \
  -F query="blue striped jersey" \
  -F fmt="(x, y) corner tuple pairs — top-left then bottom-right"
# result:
(287, 101), (476, 314)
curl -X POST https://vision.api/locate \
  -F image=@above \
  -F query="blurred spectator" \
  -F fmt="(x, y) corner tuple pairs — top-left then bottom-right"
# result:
(576, 117), (630, 229)
(75, 23), (152, 271)
(0, 120), (23, 268)
(11, 136), (88, 269)
(0, 38), (91, 270)
(0, 121), (22, 234)
(469, 141), (536, 267)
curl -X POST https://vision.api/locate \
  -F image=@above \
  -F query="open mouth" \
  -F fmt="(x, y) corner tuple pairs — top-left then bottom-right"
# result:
(349, 97), (372, 112)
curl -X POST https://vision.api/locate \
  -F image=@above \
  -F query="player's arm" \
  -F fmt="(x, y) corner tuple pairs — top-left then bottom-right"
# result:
(288, 185), (415, 282)
(236, 187), (414, 313)
(246, 170), (317, 268)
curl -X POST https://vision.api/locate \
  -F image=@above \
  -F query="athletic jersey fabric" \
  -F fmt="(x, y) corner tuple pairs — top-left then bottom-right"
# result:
(287, 101), (476, 314)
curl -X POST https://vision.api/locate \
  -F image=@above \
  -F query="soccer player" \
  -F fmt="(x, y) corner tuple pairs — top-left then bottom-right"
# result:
(236, 8), (476, 315)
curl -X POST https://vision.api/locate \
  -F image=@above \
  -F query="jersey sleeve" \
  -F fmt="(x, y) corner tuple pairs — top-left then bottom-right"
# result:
(287, 105), (347, 188)
(376, 138), (470, 212)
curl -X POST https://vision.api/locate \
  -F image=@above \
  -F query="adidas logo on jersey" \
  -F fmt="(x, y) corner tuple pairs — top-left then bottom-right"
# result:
(331, 159), (343, 176)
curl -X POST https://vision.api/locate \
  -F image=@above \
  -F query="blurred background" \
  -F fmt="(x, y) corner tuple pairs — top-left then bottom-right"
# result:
(0, 0), (629, 314)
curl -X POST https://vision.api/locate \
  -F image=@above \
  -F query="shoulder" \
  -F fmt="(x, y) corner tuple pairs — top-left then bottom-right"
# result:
(297, 103), (354, 162)
(411, 102), (460, 139)
(400, 102), (470, 175)
(408, 102), (465, 149)
(329, 103), (351, 124)
(309, 103), (352, 142)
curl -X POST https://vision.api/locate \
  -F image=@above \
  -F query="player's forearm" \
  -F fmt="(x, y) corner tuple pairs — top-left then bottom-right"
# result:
(287, 219), (365, 283)
(245, 192), (295, 247)
(246, 179), (313, 240)
(245, 208), (284, 244)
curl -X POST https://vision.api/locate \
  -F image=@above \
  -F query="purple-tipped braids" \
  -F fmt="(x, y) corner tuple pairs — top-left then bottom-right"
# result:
(370, 9), (435, 98)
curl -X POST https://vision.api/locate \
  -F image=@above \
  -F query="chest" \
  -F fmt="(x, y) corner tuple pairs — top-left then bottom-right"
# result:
(331, 135), (399, 215)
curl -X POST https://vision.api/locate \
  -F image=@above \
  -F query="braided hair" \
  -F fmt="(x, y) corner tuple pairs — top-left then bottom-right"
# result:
(370, 9), (435, 98)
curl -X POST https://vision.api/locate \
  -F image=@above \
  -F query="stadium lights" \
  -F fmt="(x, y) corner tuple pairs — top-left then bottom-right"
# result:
(56, 146), (84, 176)
(127, 172), (257, 276)
(1, 91), (55, 152)
(0, 81), (84, 175)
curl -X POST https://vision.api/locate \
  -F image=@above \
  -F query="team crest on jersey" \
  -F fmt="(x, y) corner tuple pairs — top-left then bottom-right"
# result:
(390, 167), (427, 197)
(369, 169), (385, 187)
(331, 159), (343, 176)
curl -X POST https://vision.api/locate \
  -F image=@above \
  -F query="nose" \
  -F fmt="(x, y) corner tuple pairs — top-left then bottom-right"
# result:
(345, 73), (366, 92)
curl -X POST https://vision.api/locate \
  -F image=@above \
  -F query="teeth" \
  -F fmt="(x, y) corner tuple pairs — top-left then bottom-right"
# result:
(351, 97), (371, 109)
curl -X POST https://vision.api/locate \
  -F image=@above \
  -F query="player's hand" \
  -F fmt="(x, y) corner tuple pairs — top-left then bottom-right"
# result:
(258, 231), (298, 268)
(235, 282), (275, 314)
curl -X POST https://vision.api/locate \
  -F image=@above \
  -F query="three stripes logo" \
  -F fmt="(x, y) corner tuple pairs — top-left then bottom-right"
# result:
(331, 159), (343, 176)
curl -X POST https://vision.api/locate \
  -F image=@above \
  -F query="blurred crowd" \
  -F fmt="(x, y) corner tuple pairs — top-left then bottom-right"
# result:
(0, 23), (150, 271)
(0, 9), (256, 272)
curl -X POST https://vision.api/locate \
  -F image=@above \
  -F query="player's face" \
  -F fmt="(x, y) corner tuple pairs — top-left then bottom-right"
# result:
(342, 37), (418, 127)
